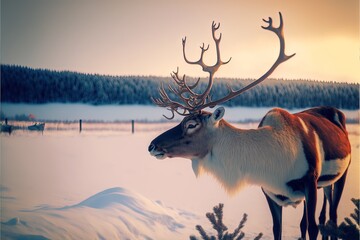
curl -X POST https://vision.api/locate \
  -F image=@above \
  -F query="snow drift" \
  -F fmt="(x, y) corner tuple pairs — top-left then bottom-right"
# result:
(1, 187), (199, 240)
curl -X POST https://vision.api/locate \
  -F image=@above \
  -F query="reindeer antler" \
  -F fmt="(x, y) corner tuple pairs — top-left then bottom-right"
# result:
(152, 12), (295, 119)
(198, 12), (296, 110)
(152, 21), (231, 119)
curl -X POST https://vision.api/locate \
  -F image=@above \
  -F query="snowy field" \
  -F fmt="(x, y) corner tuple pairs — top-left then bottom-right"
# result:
(2, 103), (359, 122)
(1, 104), (359, 239)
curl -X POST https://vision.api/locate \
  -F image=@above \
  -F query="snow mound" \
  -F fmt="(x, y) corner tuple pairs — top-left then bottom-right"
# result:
(75, 187), (156, 210)
(71, 187), (187, 232)
(1, 187), (199, 240)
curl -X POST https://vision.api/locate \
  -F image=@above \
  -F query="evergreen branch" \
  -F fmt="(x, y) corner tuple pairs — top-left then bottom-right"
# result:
(235, 232), (244, 240)
(319, 198), (360, 240)
(226, 213), (247, 239)
(253, 233), (263, 240)
(196, 225), (212, 240)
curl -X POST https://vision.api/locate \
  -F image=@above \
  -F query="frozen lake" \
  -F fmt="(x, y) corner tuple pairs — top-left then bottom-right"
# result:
(1, 104), (359, 239)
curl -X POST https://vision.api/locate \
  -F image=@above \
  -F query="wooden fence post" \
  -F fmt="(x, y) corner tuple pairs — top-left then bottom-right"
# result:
(131, 120), (135, 134)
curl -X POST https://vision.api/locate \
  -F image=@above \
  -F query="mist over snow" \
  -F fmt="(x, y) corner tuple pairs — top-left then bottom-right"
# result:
(1, 103), (359, 122)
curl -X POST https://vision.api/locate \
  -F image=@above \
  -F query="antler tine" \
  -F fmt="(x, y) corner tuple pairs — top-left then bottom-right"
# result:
(197, 12), (295, 111)
(261, 12), (295, 62)
(212, 21), (220, 30)
(190, 77), (201, 90)
(226, 83), (236, 93)
(162, 106), (190, 120)
(167, 83), (181, 96)
(168, 71), (207, 111)
(170, 68), (201, 98)
(162, 109), (175, 120)
(262, 17), (273, 29)
(182, 38), (207, 70)
(167, 84), (194, 109)
(180, 21), (231, 112)
(159, 83), (169, 99)
(200, 43), (210, 52)
(212, 21), (232, 66)
(170, 67), (181, 84)
(153, 82), (191, 112)
(170, 67), (187, 87)
(171, 67), (201, 90)
(182, 23), (231, 73)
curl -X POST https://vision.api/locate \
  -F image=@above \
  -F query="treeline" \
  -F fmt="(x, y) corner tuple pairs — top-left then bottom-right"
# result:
(1, 64), (359, 109)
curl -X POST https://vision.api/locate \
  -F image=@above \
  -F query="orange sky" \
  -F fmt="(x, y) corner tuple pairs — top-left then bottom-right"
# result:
(1, 0), (359, 83)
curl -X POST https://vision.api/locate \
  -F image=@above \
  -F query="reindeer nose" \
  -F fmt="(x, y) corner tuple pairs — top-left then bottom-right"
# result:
(148, 143), (156, 152)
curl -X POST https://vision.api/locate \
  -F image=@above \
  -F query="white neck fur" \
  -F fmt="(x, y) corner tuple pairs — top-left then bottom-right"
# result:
(191, 120), (302, 195)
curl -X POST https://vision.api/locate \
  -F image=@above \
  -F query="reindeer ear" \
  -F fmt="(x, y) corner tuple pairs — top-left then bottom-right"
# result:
(211, 107), (225, 123)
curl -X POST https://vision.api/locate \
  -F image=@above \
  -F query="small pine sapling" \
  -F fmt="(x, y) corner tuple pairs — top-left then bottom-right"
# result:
(318, 198), (359, 240)
(189, 203), (263, 240)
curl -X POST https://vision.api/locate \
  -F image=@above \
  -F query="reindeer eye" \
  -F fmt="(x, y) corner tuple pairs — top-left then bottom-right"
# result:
(188, 124), (197, 129)
(186, 121), (198, 130)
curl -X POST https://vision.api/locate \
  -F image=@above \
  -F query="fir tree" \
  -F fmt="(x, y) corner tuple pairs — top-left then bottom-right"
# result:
(189, 203), (263, 240)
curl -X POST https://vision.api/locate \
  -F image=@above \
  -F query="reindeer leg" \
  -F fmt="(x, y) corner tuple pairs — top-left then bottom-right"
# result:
(319, 189), (327, 225)
(300, 201), (307, 240)
(329, 168), (348, 240)
(263, 189), (282, 240)
(304, 176), (319, 240)
(319, 185), (332, 240)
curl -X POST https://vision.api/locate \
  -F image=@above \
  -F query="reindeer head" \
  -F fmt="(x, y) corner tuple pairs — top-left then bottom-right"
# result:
(149, 107), (225, 159)
(149, 12), (295, 160)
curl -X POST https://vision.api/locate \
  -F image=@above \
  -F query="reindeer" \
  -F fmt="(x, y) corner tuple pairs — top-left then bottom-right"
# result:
(148, 13), (351, 240)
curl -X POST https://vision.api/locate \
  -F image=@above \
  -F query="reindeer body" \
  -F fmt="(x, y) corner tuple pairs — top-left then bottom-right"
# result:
(149, 13), (350, 239)
(191, 107), (350, 208)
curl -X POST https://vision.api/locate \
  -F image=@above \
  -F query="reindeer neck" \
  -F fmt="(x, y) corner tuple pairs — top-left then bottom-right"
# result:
(192, 119), (286, 193)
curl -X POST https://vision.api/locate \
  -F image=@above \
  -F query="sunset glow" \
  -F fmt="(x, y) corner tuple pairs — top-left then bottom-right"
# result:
(1, 0), (359, 83)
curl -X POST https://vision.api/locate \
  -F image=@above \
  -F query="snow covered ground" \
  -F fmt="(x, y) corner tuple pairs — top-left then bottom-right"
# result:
(1, 104), (359, 239)
(1, 186), (199, 239)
